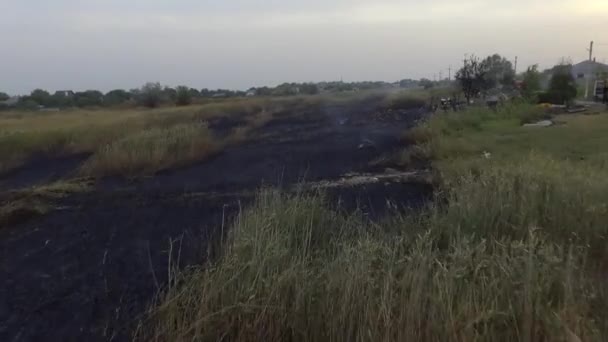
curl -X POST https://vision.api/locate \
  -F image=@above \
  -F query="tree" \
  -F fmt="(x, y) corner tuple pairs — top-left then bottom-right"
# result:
(0, 92), (9, 102)
(74, 90), (104, 107)
(521, 65), (541, 100)
(539, 64), (577, 104)
(163, 87), (177, 103)
(175, 86), (192, 106)
(456, 56), (488, 102)
(481, 54), (515, 88)
(419, 78), (435, 89)
(188, 88), (200, 98)
(30, 89), (51, 106)
(48, 92), (70, 107)
(139, 82), (163, 108)
(300, 83), (319, 95)
(105, 89), (131, 106)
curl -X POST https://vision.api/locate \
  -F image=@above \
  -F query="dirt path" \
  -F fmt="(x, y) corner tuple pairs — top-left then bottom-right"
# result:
(0, 103), (430, 341)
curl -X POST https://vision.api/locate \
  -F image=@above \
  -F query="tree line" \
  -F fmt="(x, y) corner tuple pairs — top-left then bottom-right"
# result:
(0, 79), (439, 110)
(455, 53), (579, 105)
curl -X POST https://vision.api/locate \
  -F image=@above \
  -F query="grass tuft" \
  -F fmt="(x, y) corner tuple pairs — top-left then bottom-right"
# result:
(81, 124), (218, 177)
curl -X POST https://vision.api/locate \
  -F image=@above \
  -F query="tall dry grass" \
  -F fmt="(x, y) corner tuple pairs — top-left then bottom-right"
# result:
(81, 124), (218, 177)
(138, 104), (608, 341)
(140, 162), (608, 341)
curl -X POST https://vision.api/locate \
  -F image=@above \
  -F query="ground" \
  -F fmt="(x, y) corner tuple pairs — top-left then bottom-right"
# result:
(0, 95), (431, 341)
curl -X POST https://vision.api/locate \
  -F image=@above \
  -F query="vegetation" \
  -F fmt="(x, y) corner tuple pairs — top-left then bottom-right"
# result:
(521, 65), (541, 100)
(0, 180), (91, 228)
(539, 65), (578, 105)
(141, 103), (608, 341)
(175, 86), (193, 106)
(456, 55), (488, 102)
(81, 124), (217, 177)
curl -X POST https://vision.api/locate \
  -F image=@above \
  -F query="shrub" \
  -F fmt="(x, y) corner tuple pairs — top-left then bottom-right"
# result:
(175, 86), (192, 106)
(139, 82), (164, 108)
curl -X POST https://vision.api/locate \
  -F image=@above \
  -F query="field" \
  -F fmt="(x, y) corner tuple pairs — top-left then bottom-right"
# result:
(0, 90), (431, 341)
(1, 91), (607, 341)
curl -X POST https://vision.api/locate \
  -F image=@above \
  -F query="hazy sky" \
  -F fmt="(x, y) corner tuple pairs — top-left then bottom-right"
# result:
(2, 0), (607, 94)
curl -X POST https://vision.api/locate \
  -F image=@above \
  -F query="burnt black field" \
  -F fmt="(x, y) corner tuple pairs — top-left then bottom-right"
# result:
(0, 99), (432, 341)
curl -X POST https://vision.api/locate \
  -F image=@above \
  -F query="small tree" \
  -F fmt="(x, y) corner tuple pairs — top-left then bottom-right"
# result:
(74, 90), (104, 107)
(30, 89), (51, 106)
(140, 82), (163, 108)
(521, 65), (541, 100)
(481, 54), (515, 89)
(105, 89), (131, 106)
(456, 56), (488, 103)
(175, 86), (192, 106)
(419, 78), (434, 90)
(539, 64), (577, 105)
(0, 92), (9, 102)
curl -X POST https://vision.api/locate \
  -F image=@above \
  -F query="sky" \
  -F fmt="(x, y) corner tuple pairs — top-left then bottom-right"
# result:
(1, 0), (608, 95)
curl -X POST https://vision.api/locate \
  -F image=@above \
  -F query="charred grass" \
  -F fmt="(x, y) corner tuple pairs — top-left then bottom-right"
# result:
(138, 105), (608, 341)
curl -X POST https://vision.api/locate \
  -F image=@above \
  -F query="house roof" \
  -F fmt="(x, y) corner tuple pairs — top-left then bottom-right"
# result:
(572, 60), (608, 74)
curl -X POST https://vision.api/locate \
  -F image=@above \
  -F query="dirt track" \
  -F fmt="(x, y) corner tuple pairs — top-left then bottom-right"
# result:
(0, 100), (431, 341)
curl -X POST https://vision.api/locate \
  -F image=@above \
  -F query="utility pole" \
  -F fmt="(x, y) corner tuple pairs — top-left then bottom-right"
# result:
(448, 65), (452, 81)
(439, 70), (443, 81)
(585, 41), (594, 99)
(514, 56), (518, 75)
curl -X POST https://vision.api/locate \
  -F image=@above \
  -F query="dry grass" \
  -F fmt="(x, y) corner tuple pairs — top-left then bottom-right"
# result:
(80, 124), (218, 177)
(138, 105), (608, 341)
(140, 177), (608, 341)
(0, 180), (92, 228)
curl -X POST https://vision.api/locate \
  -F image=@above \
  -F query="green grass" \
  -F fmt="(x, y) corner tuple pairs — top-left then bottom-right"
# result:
(139, 103), (608, 341)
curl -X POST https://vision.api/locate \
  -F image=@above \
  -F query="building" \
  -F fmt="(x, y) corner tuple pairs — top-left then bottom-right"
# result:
(571, 60), (608, 100)
(572, 60), (608, 80)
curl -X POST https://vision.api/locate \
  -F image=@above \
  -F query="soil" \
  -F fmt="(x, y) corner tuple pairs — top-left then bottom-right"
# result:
(0, 99), (431, 342)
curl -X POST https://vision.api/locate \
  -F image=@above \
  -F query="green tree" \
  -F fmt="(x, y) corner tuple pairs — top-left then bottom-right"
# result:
(0, 92), (9, 101)
(139, 82), (163, 108)
(539, 64), (577, 104)
(521, 65), (541, 100)
(175, 86), (193, 106)
(30, 89), (51, 106)
(456, 55), (488, 102)
(481, 54), (515, 89)
(105, 89), (131, 106)
(163, 87), (177, 103)
(300, 83), (319, 95)
(188, 88), (200, 98)
(74, 90), (104, 107)
(419, 78), (435, 89)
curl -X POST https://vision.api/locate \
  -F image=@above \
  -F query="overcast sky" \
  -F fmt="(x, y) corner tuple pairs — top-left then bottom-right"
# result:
(1, 0), (607, 94)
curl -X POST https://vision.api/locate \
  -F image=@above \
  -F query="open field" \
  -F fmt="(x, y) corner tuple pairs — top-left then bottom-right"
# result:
(2, 90), (606, 341)
(140, 105), (608, 341)
(0, 90), (431, 341)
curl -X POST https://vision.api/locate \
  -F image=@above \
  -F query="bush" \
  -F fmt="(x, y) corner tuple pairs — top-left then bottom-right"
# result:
(539, 69), (577, 105)
(139, 82), (164, 108)
(175, 86), (192, 106)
